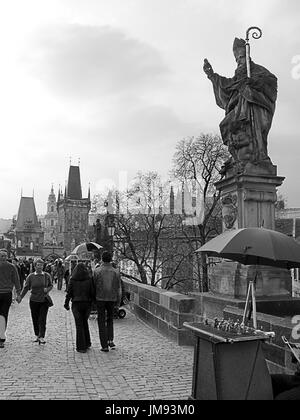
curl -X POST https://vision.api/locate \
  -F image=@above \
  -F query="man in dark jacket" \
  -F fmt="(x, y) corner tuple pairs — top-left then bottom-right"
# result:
(0, 249), (21, 348)
(93, 251), (122, 352)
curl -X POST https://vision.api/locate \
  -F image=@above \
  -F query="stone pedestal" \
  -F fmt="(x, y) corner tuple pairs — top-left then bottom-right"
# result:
(204, 168), (294, 322)
(209, 260), (292, 298)
(215, 171), (285, 230)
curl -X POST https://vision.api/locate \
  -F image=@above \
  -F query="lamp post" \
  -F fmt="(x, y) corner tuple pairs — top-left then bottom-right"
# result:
(107, 213), (115, 258)
(103, 200), (115, 256)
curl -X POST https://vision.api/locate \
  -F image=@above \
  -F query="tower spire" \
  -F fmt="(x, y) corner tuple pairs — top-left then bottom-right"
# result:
(57, 185), (61, 202)
(170, 185), (174, 215)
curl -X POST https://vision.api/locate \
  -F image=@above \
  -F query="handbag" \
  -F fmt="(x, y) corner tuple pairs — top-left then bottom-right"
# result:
(44, 274), (54, 307)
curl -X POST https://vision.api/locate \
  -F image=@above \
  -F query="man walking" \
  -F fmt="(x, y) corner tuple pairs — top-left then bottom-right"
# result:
(93, 251), (122, 352)
(0, 249), (21, 348)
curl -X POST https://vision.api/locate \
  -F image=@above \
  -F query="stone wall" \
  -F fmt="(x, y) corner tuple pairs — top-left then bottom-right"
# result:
(123, 279), (196, 345)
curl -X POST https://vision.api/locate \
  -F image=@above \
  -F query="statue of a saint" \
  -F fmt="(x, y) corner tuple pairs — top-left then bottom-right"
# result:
(203, 37), (278, 174)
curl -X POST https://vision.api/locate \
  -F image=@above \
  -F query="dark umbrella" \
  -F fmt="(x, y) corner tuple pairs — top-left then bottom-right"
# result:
(197, 228), (300, 269)
(196, 227), (300, 328)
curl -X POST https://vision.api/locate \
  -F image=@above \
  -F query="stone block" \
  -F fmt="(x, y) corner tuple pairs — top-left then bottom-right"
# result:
(138, 296), (149, 311)
(158, 318), (170, 338)
(257, 298), (300, 317)
(146, 311), (159, 330)
(159, 293), (170, 309)
(169, 295), (195, 313)
(144, 288), (160, 303)
(124, 281), (139, 294)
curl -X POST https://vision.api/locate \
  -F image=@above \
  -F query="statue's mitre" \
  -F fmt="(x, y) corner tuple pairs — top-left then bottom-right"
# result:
(233, 37), (246, 52)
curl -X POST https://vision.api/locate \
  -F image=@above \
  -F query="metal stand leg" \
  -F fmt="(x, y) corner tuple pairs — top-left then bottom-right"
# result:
(251, 281), (257, 329)
(242, 281), (252, 326)
(242, 280), (257, 329)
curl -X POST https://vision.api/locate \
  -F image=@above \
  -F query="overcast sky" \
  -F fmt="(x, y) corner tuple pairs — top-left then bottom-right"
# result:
(0, 0), (299, 218)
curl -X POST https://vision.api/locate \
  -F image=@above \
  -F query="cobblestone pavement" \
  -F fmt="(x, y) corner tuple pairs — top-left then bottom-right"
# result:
(0, 287), (193, 400)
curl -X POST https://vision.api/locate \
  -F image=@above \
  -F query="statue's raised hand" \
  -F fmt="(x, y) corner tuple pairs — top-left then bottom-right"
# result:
(203, 58), (214, 77)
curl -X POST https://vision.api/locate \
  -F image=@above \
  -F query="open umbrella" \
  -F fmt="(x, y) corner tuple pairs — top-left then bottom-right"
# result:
(196, 227), (300, 328)
(64, 254), (79, 262)
(71, 242), (102, 255)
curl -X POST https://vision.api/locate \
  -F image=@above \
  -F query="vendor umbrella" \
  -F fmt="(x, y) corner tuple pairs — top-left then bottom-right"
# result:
(196, 227), (300, 328)
(71, 242), (103, 255)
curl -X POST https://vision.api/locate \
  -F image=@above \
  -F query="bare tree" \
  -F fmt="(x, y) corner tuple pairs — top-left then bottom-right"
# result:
(107, 172), (193, 288)
(172, 133), (230, 292)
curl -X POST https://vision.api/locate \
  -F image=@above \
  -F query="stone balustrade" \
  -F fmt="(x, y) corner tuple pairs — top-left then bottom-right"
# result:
(123, 279), (196, 345)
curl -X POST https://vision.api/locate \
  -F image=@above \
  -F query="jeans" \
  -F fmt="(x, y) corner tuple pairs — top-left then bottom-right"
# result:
(29, 300), (49, 338)
(96, 301), (115, 349)
(0, 292), (12, 342)
(57, 276), (63, 291)
(71, 301), (92, 351)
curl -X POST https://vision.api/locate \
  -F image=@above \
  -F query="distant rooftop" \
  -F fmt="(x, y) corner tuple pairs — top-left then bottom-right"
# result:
(15, 197), (39, 230)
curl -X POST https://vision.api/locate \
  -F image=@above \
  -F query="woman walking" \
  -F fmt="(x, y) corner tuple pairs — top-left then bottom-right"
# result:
(17, 258), (53, 344)
(64, 262), (94, 353)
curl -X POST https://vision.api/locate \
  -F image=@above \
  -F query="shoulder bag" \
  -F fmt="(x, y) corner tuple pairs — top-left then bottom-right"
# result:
(44, 273), (54, 307)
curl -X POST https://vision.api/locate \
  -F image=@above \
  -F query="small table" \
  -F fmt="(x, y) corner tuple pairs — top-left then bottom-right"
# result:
(184, 322), (273, 400)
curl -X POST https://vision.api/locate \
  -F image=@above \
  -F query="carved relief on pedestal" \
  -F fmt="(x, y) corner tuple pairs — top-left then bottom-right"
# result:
(221, 193), (238, 230)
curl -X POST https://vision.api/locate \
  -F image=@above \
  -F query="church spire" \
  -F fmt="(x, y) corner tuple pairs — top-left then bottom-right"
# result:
(57, 184), (61, 202)
(66, 166), (82, 200)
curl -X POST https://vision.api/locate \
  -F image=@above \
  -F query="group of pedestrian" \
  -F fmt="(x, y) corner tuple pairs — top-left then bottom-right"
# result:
(0, 248), (123, 355)
(64, 251), (123, 353)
